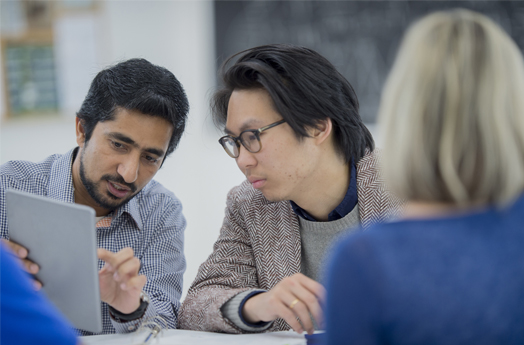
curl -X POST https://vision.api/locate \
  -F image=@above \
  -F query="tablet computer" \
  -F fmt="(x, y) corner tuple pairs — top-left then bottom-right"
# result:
(5, 189), (103, 333)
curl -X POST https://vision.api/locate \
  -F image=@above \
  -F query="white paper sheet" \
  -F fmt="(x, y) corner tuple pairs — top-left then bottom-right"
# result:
(81, 329), (306, 345)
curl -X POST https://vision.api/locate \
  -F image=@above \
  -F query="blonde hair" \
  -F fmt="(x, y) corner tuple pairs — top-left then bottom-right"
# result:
(378, 9), (524, 206)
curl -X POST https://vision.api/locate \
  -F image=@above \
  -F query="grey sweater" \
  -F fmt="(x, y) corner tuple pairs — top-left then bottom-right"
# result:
(222, 204), (361, 331)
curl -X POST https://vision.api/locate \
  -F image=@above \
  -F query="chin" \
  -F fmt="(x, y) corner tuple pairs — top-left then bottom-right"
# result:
(260, 190), (286, 203)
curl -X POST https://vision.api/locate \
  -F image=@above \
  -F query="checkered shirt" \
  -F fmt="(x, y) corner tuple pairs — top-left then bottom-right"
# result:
(0, 148), (186, 335)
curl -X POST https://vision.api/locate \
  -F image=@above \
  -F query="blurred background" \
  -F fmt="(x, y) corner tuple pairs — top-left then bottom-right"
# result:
(1, 0), (523, 298)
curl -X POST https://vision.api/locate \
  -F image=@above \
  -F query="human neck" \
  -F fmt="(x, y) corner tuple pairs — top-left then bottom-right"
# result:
(401, 200), (484, 220)
(291, 157), (350, 222)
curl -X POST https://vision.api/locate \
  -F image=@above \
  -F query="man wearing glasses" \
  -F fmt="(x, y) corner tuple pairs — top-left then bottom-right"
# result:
(179, 44), (401, 334)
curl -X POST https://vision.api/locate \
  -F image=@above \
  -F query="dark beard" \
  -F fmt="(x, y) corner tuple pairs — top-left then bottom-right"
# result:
(79, 153), (137, 211)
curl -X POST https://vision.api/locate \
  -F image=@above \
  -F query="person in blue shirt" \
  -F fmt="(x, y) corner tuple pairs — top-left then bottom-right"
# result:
(0, 58), (189, 334)
(325, 9), (524, 344)
(1, 242), (78, 344)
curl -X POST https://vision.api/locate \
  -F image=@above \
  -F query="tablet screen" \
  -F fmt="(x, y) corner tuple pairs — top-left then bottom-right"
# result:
(6, 189), (102, 333)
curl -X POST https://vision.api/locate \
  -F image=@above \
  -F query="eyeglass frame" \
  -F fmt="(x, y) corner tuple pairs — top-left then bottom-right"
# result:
(218, 119), (287, 158)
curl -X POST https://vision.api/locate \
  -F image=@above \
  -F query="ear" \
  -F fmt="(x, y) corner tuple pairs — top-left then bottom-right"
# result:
(76, 117), (86, 148)
(309, 118), (333, 146)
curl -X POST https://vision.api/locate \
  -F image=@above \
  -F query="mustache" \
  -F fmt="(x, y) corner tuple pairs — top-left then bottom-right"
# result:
(101, 174), (137, 193)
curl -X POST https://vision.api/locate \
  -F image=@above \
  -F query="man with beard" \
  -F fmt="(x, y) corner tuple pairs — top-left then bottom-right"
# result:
(0, 58), (189, 335)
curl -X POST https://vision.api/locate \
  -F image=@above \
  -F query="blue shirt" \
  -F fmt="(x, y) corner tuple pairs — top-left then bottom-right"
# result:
(1, 242), (78, 345)
(0, 149), (186, 335)
(290, 161), (358, 221)
(325, 194), (524, 344)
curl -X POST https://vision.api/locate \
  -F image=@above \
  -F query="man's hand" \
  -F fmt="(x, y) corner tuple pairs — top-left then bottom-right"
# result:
(1, 239), (42, 289)
(97, 248), (147, 314)
(242, 273), (326, 335)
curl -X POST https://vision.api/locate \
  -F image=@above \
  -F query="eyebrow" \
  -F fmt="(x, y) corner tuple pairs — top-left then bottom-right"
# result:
(224, 120), (263, 136)
(108, 132), (165, 157)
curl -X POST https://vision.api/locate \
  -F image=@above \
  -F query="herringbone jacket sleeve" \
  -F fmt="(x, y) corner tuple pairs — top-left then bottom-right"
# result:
(178, 183), (262, 333)
(178, 150), (403, 333)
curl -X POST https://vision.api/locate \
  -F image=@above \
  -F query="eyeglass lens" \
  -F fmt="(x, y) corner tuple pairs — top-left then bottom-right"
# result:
(221, 131), (261, 158)
(219, 119), (285, 158)
(221, 137), (239, 158)
(240, 131), (260, 153)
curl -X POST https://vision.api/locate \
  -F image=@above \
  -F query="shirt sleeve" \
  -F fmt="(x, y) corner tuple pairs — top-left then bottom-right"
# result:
(110, 195), (186, 333)
(1, 243), (78, 345)
(221, 290), (272, 332)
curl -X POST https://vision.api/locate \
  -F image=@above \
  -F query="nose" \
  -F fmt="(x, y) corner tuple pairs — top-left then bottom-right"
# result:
(235, 145), (257, 173)
(117, 156), (139, 183)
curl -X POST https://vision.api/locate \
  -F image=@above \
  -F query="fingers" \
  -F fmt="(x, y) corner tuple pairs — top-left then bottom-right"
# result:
(1, 239), (40, 276)
(97, 247), (147, 313)
(245, 291), (305, 334)
(98, 247), (143, 287)
(288, 299), (315, 334)
(98, 247), (134, 270)
(244, 273), (325, 335)
(274, 291), (317, 334)
(112, 256), (141, 286)
(22, 258), (40, 274)
(2, 238), (28, 259)
(288, 286), (324, 330)
(292, 273), (327, 303)
(281, 273), (326, 326)
(33, 279), (43, 290)
(277, 274), (325, 334)
(275, 298), (305, 334)
(120, 274), (147, 292)
(259, 290), (316, 334)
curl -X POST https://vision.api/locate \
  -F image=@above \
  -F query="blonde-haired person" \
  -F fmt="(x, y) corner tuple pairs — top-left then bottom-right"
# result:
(324, 9), (524, 344)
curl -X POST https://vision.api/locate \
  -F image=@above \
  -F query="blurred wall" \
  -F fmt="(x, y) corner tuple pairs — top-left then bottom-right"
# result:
(0, 0), (246, 299)
(215, 1), (524, 124)
(0, 0), (382, 300)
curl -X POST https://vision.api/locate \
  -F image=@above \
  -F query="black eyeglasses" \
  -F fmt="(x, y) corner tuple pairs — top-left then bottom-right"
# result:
(218, 119), (286, 158)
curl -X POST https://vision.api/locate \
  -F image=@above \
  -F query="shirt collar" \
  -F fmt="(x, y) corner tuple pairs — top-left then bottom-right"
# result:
(112, 195), (143, 230)
(47, 147), (143, 230)
(290, 159), (358, 222)
(47, 148), (77, 204)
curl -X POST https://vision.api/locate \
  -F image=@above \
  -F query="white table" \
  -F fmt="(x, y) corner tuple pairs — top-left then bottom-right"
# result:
(81, 329), (307, 345)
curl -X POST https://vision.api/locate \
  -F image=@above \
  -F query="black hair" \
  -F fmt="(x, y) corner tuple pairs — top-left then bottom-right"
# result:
(77, 58), (189, 157)
(212, 44), (374, 163)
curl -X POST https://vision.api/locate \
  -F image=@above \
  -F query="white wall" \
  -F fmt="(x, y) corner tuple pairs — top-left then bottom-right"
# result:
(0, 1), (245, 299)
(0, 0), (380, 301)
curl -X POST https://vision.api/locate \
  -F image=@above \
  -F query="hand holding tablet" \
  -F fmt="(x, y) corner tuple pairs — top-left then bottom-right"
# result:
(1, 238), (42, 289)
(6, 189), (102, 332)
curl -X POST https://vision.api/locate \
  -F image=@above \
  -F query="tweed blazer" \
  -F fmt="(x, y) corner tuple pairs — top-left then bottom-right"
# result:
(179, 150), (402, 333)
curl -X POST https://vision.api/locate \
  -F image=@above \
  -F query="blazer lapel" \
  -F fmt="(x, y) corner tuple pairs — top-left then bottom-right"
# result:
(250, 201), (301, 290)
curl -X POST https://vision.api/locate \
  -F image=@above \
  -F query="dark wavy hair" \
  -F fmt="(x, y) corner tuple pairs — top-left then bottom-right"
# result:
(77, 58), (189, 157)
(212, 44), (374, 163)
